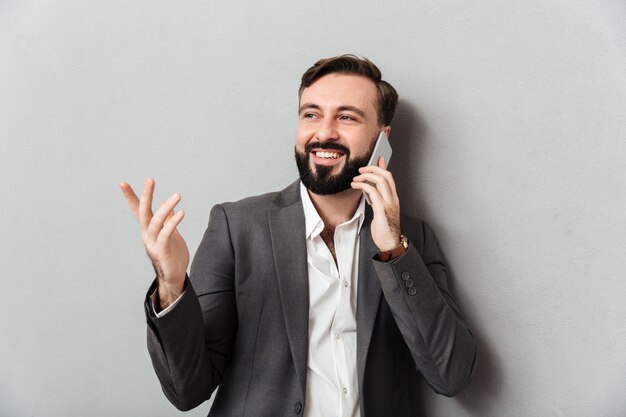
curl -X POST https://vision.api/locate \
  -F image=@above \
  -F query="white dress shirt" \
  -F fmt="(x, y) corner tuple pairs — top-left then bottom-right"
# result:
(300, 183), (365, 417)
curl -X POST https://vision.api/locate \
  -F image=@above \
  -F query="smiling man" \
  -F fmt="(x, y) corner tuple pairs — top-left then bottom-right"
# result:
(121, 55), (476, 417)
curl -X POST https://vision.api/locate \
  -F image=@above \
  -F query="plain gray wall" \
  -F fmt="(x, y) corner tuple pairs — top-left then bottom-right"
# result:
(1, 0), (625, 416)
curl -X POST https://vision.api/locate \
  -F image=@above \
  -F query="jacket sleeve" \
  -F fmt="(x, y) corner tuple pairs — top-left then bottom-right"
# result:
(372, 221), (476, 396)
(144, 204), (237, 411)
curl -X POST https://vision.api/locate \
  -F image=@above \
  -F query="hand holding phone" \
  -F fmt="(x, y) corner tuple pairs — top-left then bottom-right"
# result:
(363, 131), (393, 204)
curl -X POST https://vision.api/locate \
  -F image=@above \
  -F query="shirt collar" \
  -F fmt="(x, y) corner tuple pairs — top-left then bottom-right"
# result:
(299, 182), (366, 240)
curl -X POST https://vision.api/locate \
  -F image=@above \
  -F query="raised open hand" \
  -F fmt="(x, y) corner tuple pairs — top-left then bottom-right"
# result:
(120, 178), (189, 309)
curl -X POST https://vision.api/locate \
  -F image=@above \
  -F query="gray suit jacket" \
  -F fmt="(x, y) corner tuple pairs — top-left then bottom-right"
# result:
(145, 180), (476, 416)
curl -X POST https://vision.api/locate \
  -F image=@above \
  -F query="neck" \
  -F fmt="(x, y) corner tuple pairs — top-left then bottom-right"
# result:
(307, 187), (362, 229)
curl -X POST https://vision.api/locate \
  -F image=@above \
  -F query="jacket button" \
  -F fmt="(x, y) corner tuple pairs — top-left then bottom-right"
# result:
(405, 278), (414, 288)
(294, 401), (303, 414)
(408, 287), (417, 296)
(401, 272), (410, 281)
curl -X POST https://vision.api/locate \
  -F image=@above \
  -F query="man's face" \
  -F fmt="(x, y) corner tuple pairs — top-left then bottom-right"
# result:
(295, 73), (388, 195)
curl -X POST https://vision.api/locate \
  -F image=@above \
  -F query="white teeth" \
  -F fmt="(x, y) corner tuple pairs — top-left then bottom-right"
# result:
(316, 151), (340, 159)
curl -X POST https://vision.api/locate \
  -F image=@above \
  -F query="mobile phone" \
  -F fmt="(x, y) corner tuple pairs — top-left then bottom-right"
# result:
(363, 131), (393, 204)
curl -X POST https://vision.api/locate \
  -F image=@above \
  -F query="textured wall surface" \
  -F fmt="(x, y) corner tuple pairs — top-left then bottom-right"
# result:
(1, 1), (625, 416)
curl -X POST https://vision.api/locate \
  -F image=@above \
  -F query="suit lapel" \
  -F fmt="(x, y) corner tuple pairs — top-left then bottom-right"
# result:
(268, 181), (309, 397)
(356, 206), (383, 391)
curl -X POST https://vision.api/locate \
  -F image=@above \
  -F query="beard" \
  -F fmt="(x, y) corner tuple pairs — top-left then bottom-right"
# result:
(294, 137), (377, 195)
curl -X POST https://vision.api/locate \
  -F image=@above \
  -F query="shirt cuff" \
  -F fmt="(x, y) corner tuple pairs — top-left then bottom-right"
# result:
(149, 289), (185, 317)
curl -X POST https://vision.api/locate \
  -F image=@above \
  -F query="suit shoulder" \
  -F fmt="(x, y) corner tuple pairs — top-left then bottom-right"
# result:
(218, 189), (280, 214)
(215, 180), (300, 216)
(201, 192), (277, 238)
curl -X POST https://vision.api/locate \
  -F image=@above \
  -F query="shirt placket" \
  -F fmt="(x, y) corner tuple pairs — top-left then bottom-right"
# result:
(331, 223), (357, 417)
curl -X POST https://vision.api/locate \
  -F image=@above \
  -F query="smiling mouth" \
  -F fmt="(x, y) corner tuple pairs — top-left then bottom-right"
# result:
(314, 151), (343, 159)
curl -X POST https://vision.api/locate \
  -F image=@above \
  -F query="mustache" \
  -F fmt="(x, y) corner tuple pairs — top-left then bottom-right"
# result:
(304, 141), (350, 156)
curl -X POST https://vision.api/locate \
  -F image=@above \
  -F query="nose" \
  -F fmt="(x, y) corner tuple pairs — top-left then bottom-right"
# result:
(315, 117), (338, 142)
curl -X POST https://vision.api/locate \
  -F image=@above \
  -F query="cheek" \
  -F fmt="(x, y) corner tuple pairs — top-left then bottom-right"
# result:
(295, 125), (315, 149)
(345, 132), (368, 151)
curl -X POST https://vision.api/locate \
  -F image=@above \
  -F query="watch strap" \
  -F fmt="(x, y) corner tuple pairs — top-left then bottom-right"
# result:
(378, 234), (409, 262)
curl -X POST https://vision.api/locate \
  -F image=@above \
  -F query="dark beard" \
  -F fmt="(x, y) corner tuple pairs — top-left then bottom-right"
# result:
(294, 139), (376, 195)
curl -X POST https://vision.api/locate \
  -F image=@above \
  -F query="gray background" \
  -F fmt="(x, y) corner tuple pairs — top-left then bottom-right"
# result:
(1, 0), (625, 416)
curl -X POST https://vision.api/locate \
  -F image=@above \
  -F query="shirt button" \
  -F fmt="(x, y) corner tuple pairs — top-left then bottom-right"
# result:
(342, 387), (348, 394)
(335, 332), (341, 339)
(343, 280), (349, 287)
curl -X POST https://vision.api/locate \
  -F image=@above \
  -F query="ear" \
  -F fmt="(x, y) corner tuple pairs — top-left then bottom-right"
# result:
(383, 125), (391, 138)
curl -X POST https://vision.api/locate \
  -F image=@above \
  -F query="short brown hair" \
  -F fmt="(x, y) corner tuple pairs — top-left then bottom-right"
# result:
(299, 54), (399, 126)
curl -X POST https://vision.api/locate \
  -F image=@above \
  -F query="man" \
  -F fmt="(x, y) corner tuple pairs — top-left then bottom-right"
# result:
(120, 55), (476, 417)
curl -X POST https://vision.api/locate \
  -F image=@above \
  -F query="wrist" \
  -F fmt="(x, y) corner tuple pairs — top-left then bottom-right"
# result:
(156, 280), (185, 310)
(378, 234), (409, 262)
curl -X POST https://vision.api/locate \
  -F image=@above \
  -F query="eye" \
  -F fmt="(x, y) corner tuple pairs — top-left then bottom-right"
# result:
(339, 114), (357, 122)
(301, 112), (319, 120)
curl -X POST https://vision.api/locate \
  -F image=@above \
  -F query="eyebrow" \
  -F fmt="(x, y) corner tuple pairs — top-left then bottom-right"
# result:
(299, 103), (367, 119)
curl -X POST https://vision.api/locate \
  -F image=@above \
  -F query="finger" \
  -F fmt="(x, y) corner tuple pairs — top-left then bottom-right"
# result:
(359, 165), (398, 197)
(147, 193), (182, 243)
(351, 181), (386, 210)
(152, 199), (176, 232)
(353, 172), (395, 203)
(156, 209), (185, 247)
(377, 156), (388, 170)
(165, 208), (175, 222)
(138, 178), (155, 232)
(352, 181), (401, 248)
(119, 182), (140, 219)
(359, 164), (391, 177)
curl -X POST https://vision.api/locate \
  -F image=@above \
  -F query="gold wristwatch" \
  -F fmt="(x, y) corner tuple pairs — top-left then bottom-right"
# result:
(378, 234), (409, 262)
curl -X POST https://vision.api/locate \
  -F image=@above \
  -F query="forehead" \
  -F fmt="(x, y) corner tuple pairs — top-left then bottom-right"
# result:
(300, 73), (378, 113)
